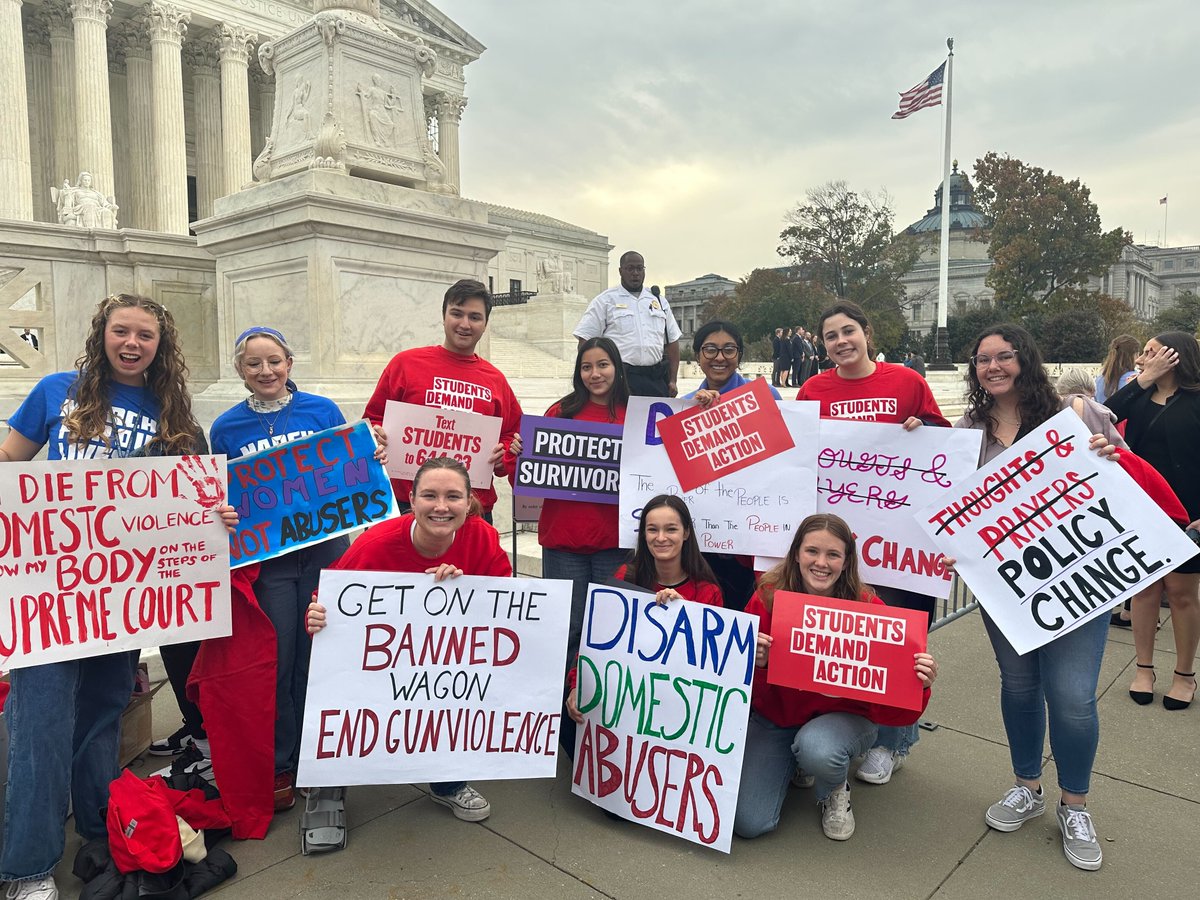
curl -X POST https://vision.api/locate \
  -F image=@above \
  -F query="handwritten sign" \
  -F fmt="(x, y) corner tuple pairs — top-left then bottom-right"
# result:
(0, 456), (232, 669)
(227, 422), (398, 568)
(382, 400), (501, 490)
(658, 379), (794, 492)
(297, 572), (571, 787)
(917, 409), (1199, 654)
(571, 584), (756, 853)
(515, 415), (622, 504)
(767, 591), (927, 712)
(815, 421), (982, 597)
(619, 398), (820, 557)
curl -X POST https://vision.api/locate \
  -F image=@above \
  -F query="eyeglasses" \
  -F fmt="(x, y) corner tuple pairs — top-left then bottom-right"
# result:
(970, 350), (1018, 368)
(700, 344), (739, 360)
(242, 357), (289, 373)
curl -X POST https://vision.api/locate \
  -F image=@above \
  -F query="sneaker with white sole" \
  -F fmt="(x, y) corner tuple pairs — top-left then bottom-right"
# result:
(818, 783), (855, 840)
(429, 784), (491, 822)
(855, 746), (904, 785)
(5, 876), (59, 900)
(985, 784), (1045, 832)
(152, 742), (214, 785)
(148, 724), (200, 757)
(1056, 803), (1103, 871)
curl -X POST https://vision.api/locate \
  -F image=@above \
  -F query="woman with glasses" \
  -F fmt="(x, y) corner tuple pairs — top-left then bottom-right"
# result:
(795, 300), (949, 786)
(210, 326), (387, 812)
(686, 320), (777, 609)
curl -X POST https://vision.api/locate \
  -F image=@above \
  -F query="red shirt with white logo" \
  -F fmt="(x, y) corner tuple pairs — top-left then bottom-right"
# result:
(796, 362), (949, 426)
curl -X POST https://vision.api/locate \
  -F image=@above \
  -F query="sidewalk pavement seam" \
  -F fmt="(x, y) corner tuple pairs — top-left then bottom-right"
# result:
(924, 828), (991, 900)
(477, 822), (616, 900)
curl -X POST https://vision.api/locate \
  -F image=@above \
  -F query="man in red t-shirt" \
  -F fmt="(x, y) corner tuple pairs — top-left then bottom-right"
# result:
(364, 279), (523, 517)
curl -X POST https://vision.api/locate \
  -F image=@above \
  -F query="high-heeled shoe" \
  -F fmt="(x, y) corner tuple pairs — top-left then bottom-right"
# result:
(1163, 670), (1196, 711)
(1129, 663), (1155, 705)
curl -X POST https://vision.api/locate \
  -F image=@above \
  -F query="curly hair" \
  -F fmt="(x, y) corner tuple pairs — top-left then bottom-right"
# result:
(64, 294), (199, 455)
(625, 495), (717, 592)
(757, 514), (869, 612)
(963, 324), (1060, 444)
(557, 337), (629, 420)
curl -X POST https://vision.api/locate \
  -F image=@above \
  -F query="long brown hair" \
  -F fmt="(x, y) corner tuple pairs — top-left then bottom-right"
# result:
(758, 514), (870, 611)
(963, 324), (1060, 444)
(1099, 334), (1139, 398)
(557, 337), (629, 420)
(411, 455), (483, 518)
(64, 294), (198, 454)
(626, 495), (716, 591)
(1154, 330), (1200, 392)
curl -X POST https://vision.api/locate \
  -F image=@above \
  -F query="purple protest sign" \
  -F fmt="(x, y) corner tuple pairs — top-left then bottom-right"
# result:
(515, 415), (622, 504)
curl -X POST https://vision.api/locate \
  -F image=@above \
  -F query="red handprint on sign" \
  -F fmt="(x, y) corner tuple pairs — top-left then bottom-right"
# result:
(177, 455), (226, 509)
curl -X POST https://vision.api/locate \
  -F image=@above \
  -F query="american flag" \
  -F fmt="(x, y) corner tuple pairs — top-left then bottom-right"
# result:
(1160, 195), (1168, 205)
(892, 63), (946, 120)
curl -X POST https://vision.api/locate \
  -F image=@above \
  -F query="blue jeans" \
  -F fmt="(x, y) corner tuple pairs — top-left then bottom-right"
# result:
(734, 711), (877, 839)
(255, 535), (350, 774)
(870, 584), (935, 759)
(1, 651), (137, 880)
(431, 781), (465, 796)
(875, 723), (919, 756)
(541, 546), (629, 665)
(982, 610), (1108, 795)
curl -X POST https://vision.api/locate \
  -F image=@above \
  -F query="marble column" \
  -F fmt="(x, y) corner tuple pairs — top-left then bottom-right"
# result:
(115, 18), (153, 230)
(147, 2), (190, 235)
(217, 24), (256, 197)
(25, 13), (55, 222)
(185, 36), (222, 219)
(69, 0), (115, 198)
(249, 56), (274, 158)
(0, 0), (33, 220)
(43, 0), (77, 188)
(433, 93), (466, 194)
(107, 37), (131, 228)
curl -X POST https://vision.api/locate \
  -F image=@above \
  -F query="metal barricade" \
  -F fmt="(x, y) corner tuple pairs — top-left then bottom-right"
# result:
(929, 575), (979, 632)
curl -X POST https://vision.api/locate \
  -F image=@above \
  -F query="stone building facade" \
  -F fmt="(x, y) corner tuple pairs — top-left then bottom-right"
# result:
(662, 273), (737, 344)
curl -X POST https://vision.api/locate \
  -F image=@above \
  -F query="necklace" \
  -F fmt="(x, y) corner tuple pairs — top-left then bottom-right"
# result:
(248, 392), (294, 438)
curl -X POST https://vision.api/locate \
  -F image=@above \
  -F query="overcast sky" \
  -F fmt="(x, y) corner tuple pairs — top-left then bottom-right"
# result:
(451, 0), (1199, 290)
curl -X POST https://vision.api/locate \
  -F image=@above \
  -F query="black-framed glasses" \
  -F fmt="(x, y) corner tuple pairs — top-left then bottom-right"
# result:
(970, 350), (1018, 368)
(700, 343), (739, 360)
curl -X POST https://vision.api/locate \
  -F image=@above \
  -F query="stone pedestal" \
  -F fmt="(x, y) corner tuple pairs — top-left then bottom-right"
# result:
(524, 292), (589, 361)
(191, 169), (509, 411)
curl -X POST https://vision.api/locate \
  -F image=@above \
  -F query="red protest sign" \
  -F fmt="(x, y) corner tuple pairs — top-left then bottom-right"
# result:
(657, 379), (794, 492)
(766, 591), (928, 712)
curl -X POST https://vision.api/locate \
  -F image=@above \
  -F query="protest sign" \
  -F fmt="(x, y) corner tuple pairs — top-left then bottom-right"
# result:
(917, 408), (1200, 655)
(297, 572), (571, 787)
(658, 379), (794, 492)
(515, 415), (622, 504)
(767, 591), (928, 712)
(513, 494), (544, 523)
(227, 421), (398, 568)
(815, 420), (982, 596)
(619, 397), (820, 558)
(382, 400), (501, 490)
(571, 584), (757, 853)
(0, 456), (232, 669)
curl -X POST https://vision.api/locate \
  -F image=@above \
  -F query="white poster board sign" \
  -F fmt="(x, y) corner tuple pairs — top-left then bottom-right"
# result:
(382, 400), (502, 490)
(619, 397), (820, 557)
(570, 584), (757, 853)
(916, 408), (1199, 654)
(816, 420), (982, 597)
(0, 456), (232, 668)
(297, 571), (571, 787)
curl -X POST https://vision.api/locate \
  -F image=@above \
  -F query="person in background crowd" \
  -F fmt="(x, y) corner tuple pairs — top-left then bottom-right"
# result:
(521, 337), (630, 665)
(951, 323), (1127, 871)
(19, 327), (37, 351)
(210, 326), (387, 812)
(687, 319), (779, 610)
(797, 299), (949, 785)
(364, 279), (521, 520)
(306, 457), (511, 834)
(0, 294), (235, 900)
(574, 251), (680, 397)
(734, 514), (938, 842)
(772, 327), (786, 387)
(1094, 334), (1140, 404)
(1105, 331), (1200, 712)
(791, 325), (806, 389)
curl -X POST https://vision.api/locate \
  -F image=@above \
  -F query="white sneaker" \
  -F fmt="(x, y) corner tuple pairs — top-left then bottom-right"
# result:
(429, 784), (491, 822)
(819, 783), (855, 840)
(5, 877), (59, 900)
(855, 746), (904, 785)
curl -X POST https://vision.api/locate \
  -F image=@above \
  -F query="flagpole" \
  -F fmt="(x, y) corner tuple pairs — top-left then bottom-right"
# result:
(1163, 196), (1168, 247)
(930, 37), (955, 369)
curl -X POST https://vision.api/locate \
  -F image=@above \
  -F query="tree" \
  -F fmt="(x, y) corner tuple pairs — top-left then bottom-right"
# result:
(776, 181), (919, 353)
(700, 268), (830, 360)
(972, 152), (1129, 316)
(922, 304), (1006, 362)
(1035, 309), (1107, 362)
(1152, 291), (1200, 335)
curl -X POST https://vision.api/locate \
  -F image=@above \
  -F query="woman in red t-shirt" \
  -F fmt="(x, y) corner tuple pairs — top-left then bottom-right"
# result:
(306, 456), (511, 838)
(734, 514), (938, 843)
(527, 337), (631, 664)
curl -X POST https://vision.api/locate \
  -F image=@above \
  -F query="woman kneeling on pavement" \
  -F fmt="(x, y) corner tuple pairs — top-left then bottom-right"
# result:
(306, 456), (511, 832)
(733, 514), (938, 842)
